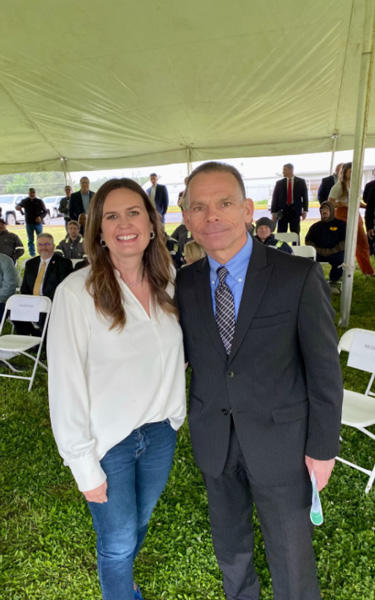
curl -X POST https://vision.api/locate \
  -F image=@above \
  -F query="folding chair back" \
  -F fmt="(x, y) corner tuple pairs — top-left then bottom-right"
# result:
(336, 328), (375, 493)
(0, 294), (52, 391)
(292, 245), (316, 260)
(275, 232), (299, 245)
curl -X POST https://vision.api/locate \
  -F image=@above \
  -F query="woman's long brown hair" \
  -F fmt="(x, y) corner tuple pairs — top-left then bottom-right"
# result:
(340, 162), (352, 197)
(84, 178), (177, 330)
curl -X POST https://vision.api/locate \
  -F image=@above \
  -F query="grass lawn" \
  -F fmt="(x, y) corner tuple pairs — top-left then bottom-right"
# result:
(1, 228), (375, 599)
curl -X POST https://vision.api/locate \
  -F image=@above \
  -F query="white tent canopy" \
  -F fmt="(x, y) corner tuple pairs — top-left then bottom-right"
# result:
(1, 0), (375, 175)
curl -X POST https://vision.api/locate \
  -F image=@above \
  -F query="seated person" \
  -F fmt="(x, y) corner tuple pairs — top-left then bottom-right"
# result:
(254, 217), (293, 254)
(0, 219), (25, 263)
(14, 233), (73, 336)
(164, 230), (185, 270)
(55, 220), (85, 259)
(183, 240), (206, 265)
(0, 252), (18, 321)
(305, 201), (346, 293)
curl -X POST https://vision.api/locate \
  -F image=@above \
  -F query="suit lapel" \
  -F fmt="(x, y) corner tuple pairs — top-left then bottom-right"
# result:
(229, 241), (273, 363)
(193, 258), (227, 360)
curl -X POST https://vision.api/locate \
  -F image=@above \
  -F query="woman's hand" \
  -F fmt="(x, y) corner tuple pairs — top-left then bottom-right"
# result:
(83, 481), (108, 503)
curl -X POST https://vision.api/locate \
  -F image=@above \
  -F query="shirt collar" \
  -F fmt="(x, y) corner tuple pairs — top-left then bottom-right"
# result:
(208, 234), (252, 283)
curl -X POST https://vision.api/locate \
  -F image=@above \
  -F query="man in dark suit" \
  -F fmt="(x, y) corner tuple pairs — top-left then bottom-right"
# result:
(271, 163), (308, 235)
(69, 176), (95, 221)
(364, 168), (375, 255)
(15, 233), (72, 335)
(176, 162), (342, 600)
(317, 163), (343, 204)
(146, 173), (169, 222)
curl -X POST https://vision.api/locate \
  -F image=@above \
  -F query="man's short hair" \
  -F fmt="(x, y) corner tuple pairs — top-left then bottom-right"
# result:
(67, 220), (79, 228)
(37, 232), (54, 243)
(29, 187), (36, 193)
(80, 176), (89, 183)
(185, 161), (246, 207)
(150, 172), (158, 177)
(283, 163), (294, 170)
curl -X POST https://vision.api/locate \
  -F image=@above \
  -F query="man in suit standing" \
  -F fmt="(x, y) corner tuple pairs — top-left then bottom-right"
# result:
(271, 163), (308, 235)
(176, 162), (342, 600)
(317, 163), (343, 204)
(147, 173), (169, 222)
(364, 168), (375, 255)
(69, 176), (95, 221)
(15, 233), (72, 336)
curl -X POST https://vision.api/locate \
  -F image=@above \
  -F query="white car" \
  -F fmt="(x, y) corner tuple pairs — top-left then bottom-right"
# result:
(0, 194), (25, 225)
(43, 196), (61, 220)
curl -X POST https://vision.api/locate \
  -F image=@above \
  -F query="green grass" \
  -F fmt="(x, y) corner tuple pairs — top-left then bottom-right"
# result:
(1, 232), (375, 599)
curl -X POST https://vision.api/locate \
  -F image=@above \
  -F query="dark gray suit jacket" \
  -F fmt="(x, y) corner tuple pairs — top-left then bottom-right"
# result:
(176, 240), (342, 485)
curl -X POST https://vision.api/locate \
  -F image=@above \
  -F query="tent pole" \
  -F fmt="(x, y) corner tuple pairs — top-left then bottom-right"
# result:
(339, 0), (375, 327)
(60, 157), (72, 186)
(186, 147), (192, 175)
(329, 131), (339, 174)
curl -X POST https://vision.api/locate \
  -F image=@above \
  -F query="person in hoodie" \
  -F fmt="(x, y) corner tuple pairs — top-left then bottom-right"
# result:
(254, 217), (293, 254)
(305, 201), (346, 292)
(55, 220), (85, 260)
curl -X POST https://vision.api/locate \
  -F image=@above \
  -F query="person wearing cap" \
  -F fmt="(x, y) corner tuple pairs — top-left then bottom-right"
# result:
(305, 201), (346, 294)
(146, 173), (169, 222)
(0, 219), (25, 263)
(254, 217), (293, 254)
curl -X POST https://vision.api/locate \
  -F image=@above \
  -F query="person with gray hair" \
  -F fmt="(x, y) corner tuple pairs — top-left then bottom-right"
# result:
(177, 160), (342, 600)
(271, 163), (308, 236)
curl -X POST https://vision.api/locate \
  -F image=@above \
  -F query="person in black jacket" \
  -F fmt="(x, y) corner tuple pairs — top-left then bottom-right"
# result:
(364, 169), (375, 255)
(14, 233), (72, 336)
(305, 201), (346, 292)
(317, 163), (343, 204)
(254, 217), (293, 254)
(146, 173), (169, 222)
(69, 176), (95, 221)
(16, 188), (47, 256)
(271, 163), (308, 235)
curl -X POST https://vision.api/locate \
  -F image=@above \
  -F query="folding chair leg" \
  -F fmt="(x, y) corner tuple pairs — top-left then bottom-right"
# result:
(365, 467), (375, 494)
(0, 359), (24, 373)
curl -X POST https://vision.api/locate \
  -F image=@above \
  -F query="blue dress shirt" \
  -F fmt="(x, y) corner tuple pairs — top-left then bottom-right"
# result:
(207, 234), (253, 320)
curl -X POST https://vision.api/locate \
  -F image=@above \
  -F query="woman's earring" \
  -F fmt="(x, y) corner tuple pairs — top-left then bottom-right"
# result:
(150, 231), (155, 240)
(100, 239), (107, 247)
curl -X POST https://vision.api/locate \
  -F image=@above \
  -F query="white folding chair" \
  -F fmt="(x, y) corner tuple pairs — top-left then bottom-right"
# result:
(71, 258), (83, 268)
(336, 328), (375, 493)
(0, 294), (52, 391)
(292, 245), (316, 260)
(275, 232), (299, 246)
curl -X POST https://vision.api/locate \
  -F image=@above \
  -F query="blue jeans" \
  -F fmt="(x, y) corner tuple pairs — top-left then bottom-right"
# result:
(88, 420), (177, 600)
(26, 223), (43, 256)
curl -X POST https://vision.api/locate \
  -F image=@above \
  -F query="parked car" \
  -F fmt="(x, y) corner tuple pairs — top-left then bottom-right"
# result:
(43, 196), (61, 220)
(0, 194), (25, 225)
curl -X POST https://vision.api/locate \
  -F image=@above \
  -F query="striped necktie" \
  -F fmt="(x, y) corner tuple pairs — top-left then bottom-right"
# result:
(215, 266), (235, 354)
(33, 260), (46, 296)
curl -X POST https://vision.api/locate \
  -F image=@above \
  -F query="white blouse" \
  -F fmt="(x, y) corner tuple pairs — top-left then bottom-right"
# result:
(329, 181), (348, 204)
(47, 267), (186, 492)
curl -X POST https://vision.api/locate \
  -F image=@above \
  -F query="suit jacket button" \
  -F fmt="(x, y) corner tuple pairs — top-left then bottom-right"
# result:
(221, 408), (229, 416)
(227, 370), (234, 378)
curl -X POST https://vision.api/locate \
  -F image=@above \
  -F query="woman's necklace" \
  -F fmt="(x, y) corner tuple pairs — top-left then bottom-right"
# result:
(122, 267), (144, 288)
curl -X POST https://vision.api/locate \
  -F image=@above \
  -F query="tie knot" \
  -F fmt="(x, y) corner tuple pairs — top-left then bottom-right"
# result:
(217, 266), (229, 284)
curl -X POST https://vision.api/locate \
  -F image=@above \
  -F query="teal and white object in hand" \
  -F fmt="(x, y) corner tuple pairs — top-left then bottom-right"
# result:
(310, 471), (323, 526)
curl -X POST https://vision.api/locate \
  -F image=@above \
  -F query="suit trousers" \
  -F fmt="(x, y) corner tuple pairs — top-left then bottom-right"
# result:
(276, 207), (301, 236)
(203, 422), (321, 600)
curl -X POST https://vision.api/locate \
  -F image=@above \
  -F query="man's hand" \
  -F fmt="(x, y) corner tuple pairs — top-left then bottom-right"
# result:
(35, 217), (41, 224)
(271, 213), (278, 222)
(301, 211), (307, 220)
(367, 229), (374, 239)
(305, 456), (335, 492)
(83, 480), (108, 503)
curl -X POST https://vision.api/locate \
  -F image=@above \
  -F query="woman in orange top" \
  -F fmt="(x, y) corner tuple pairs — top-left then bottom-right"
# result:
(328, 162), (374, 276)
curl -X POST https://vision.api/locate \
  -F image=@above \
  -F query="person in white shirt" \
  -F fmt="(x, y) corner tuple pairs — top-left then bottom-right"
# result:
(328, 161), (374, 276)
(47, 178), (186, 600)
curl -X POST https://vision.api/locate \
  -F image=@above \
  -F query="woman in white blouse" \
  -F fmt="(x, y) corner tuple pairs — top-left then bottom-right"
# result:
(48, 178), (186, 600)
(328, 162), (374, 276)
